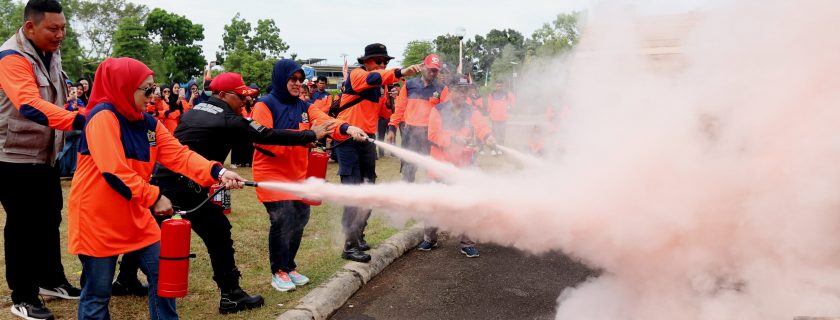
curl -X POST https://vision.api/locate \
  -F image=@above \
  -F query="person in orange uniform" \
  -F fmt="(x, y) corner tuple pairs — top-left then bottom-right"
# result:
(0, 1), (87, 318)
(421, 76), (496, 258)
(385, 53), (448, 182)
(67, 57), (246, 320)
(485, 79), (516, 155)
(252, 59), (356, 291)
(333, 43), (421, 262)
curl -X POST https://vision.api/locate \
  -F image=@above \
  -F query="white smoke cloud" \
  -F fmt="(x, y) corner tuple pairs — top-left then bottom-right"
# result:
(257, 0), (840, 318)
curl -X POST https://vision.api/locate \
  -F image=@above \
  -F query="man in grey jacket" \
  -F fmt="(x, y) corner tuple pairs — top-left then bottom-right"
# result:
(0, 1), (85, 319)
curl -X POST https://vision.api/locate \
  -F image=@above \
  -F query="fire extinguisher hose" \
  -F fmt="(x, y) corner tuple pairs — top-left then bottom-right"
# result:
(173, 185), (227, 216)
(172, 182), (261, 216)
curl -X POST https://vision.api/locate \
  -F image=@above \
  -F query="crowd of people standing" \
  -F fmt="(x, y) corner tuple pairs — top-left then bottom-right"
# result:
(0, 1), (522, 319)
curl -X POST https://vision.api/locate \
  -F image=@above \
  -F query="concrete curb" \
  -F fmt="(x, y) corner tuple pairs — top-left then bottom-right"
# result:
(278, 225), (424, 320)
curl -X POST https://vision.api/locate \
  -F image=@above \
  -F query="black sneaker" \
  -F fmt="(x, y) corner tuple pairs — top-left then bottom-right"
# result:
(460, 246), (480, 258)
(417, 240), (436, 251)
(111, 279), (148, 297)
(219, 288), (265, 314)
(39, 283), (81, 300)
(10, 301), (54, 320)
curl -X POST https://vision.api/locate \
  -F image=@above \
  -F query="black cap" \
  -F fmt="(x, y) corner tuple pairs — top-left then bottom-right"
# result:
(357, 43), (394, 64)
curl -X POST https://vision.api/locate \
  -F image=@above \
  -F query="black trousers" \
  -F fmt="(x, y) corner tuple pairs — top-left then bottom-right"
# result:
(334, 139), (377, 244)
(120, 176), (237, 288)
(264, 201), (310, 274)
(0, 162), (69, 304)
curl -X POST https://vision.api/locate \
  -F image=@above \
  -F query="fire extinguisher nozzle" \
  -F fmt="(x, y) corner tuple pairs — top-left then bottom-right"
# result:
(244, 181), (259, 188)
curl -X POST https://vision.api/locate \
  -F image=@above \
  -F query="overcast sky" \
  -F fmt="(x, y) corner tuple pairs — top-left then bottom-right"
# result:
(137, 0), (591, 66)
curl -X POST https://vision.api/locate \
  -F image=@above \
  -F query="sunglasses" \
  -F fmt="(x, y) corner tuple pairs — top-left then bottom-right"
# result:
(373, 59), (389, 66)
(289, 76), (305, 84)
(138, 86), (156, 97)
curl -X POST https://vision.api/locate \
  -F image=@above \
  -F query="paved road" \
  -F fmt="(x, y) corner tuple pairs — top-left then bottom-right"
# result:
(331, 233), (596, 320)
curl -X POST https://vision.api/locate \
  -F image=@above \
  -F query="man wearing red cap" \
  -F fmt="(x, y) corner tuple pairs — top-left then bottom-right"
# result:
(113, 72), (334, 314)
(385, 53), (448, 182)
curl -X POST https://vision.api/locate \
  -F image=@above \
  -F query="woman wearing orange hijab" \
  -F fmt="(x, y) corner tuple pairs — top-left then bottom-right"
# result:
(68, 57), (246, 320)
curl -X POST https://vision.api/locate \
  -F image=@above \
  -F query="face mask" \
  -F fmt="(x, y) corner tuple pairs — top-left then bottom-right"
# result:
(204, 90), (212, 96)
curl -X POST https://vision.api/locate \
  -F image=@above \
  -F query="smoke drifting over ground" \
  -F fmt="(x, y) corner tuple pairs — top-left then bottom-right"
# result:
(260, 0), (840, 318)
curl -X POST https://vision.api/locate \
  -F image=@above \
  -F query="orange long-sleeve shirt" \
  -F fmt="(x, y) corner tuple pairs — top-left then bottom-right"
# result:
(252, 97), (347, 202)
(388, 77), (448, 127)
(336, 67), (403, 135)
(428, 103), (491, 167)
(0, 52), (83, 130)
(486, 91), (516, 122)
(68, 104), (221, 257)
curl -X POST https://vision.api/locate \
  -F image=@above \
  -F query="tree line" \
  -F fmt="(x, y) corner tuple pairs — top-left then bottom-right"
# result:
(0, 0), (578, 88)
(402, 13), (580, 86)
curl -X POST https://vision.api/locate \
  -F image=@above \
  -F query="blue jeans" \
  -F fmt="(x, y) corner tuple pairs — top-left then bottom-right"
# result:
(264, 201), (310, 274)
(78, 242), (177, 320)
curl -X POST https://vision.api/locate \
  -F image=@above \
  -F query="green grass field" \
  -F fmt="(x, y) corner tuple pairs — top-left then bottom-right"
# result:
(0, 156), (409, 320)
(0, 120), (535, 320)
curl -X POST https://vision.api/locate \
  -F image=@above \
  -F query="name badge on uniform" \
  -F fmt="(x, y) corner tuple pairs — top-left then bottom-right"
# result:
(301, 112), (310, 123)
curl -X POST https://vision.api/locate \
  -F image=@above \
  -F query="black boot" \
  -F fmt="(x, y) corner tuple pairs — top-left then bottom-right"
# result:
(215, 269), (265, 314)
(359, 236), (371, 251)
(341, 241), (371, 262)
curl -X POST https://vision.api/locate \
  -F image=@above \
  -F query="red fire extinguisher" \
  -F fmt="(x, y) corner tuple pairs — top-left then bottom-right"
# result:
(302, 150), (329, 206)
(209, 184), (231, 214)
(158, 214), (195, 298)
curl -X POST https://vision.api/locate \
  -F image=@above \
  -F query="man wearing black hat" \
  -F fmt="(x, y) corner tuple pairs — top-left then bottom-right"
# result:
(332, 43), (421, 262)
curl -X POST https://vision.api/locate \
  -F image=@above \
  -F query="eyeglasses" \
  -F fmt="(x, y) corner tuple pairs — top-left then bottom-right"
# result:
(163, 89), (170, 93)
(223, 91), (247, 101)
(138, 86), (155, 97)
(190, 87), (198, 91)
(373, 59), (389, 66)
(289, 76), (304, 84)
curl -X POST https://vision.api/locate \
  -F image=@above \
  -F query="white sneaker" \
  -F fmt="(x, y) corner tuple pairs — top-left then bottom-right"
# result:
(39, 283), (80, 300)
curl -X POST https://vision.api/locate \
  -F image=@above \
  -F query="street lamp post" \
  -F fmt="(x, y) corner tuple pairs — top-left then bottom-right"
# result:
(455, 27), (466, 75)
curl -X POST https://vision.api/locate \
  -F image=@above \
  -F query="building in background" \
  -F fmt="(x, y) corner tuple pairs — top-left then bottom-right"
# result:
(299, 58), (360, 90)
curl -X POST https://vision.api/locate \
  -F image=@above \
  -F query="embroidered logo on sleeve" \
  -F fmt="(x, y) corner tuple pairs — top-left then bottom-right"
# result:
(147, 130), (156, 146)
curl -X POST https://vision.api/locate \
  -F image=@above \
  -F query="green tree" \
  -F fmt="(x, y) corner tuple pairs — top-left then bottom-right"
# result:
(71, 0), (147, 59)
(401, 40), (433, 67)
(145, 8), (205, 83)
(217, 12), (251, 64)
(218, 13), (289, 89)
(527, 12), (580, 57)
(58, 0), (92, 80)
(0, 0), (23, 40)
(251, 19), (288, 59)
(432, 34), (461, 68)
(112, 16), (150, 61)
